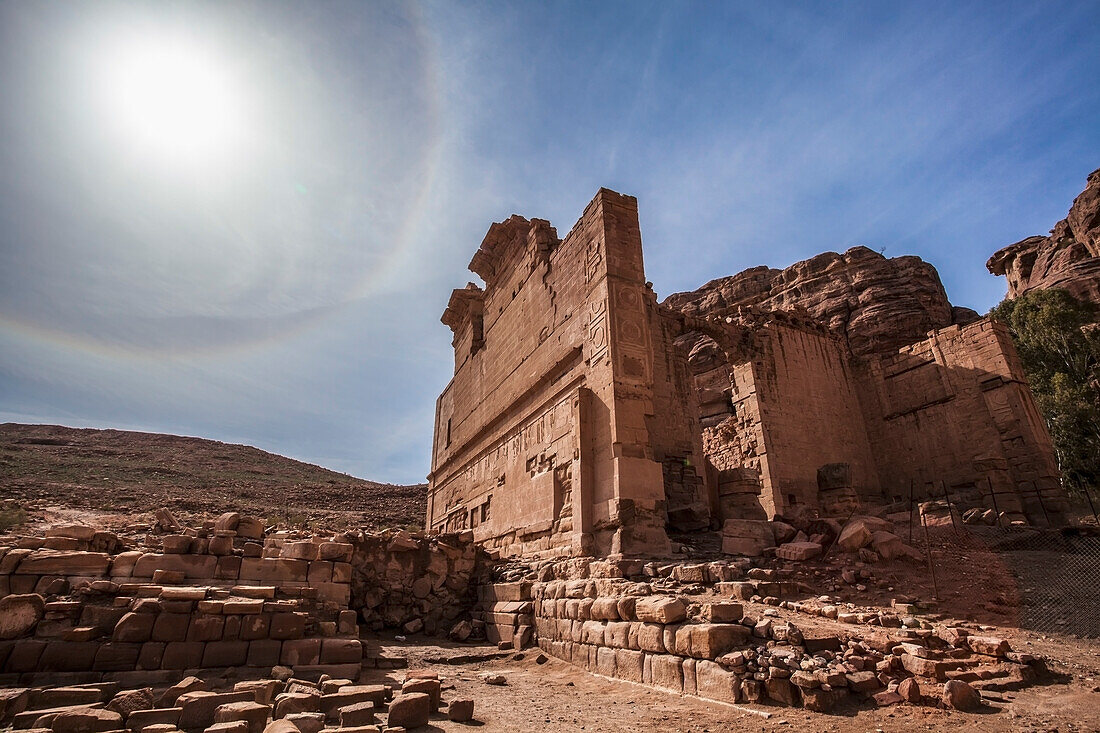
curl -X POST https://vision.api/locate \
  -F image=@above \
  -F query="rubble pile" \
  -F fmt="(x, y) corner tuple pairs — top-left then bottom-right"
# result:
(0, 668), (475, 732)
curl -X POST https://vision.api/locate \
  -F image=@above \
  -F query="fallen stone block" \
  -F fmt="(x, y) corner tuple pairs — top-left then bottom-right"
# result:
(801, 685), (846, 713)
(966, 636), (1010, 657)
(399, 680), (439, 712)
(281, 712), (323, 733)
(213, 702), (270, 733)
(942, 680), (981, 711)
(205, 722), (248, 733)
(336, 702), (374, 727)
(159, 677), (207, 708)
(106, 688), (155, 718)
(872, 690), (904, 706)
(0, 687), (30, 723)
(775, 541), (823, 561)
(721, 520), (775, 556)
(385, 693), (429, 730)
(699, 602), (742, 623)
(46, 708), (123, 733)
(838, 520), (874, 552)
(125, 708), (181, 731)
(845, 671), (882, 693)
(447, 699), (473, 723)
(0, 594), (45, 639)
(233, 682), (282, 706)
(262, 721), (299, 733)
(177, 692), (255, 730)
(273, 693), (320, 719)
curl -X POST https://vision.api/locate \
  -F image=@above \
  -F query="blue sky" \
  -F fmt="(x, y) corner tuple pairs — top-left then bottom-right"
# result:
(1, 0), (1098, 484)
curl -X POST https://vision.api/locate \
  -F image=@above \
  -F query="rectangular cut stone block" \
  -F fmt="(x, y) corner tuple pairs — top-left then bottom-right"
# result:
(614, 648), (644, 682)
(247, 640), (282, 668)
(318, 686), (387, 720)
(93, 642), (140, 671)
(648, 654), (684, 692)
(595, 646), (616, 677)
(126, 707), (181, 731)
(38, 642), (99, 672)
(132, 554), (217, 579)
(281, 639), (321, 667)
(177, 691), (253, 729)
(239, 559), (308, 583)
(320, 638), (362, 665)
(202, 641), (249, 668)
(161, 642), (205, 670)
(901, 654), (952, 680)
(15, 551), (110, 576)
(695, 659), (740, 702)
(317, 543), (352, 562)
(682, 658), (697, 696)
(699, 603), (743, 623)
(632, 623), (665, 653)
(188, 616), (225, 642)
(152, 614), (191, 642)
(478, 583), (532, 602)
(775, 541), (823, 561)
(681, 623), (751, 659)
(634, 597), (687, 624)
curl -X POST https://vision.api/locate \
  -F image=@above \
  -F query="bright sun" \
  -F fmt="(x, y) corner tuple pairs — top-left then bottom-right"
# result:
(101, 36), (246, 167)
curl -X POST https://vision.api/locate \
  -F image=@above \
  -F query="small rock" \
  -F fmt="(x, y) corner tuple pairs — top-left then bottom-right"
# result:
(480, 673), (507, 686)
(447, 699), (474, 723)
(942, 680), (981, 711)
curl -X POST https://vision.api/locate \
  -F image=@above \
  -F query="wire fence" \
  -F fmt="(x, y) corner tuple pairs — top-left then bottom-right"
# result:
(911, 517), (1100, 638)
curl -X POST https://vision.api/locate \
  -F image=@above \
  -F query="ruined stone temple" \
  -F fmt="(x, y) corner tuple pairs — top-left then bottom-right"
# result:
(427, 189), (1068, 558)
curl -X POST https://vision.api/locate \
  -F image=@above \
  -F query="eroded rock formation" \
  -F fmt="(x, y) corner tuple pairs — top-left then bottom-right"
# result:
(664, 246), (980, 357)
(987, 167), (1100, 304)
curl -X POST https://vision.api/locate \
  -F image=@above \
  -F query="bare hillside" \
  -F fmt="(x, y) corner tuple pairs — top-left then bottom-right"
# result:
(0, 423), (425, 529)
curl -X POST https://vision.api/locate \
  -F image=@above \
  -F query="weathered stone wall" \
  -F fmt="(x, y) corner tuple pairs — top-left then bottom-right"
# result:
(472, 564), (1041, 713)
(858, 319), (1067, 522)
(349, 529), (486, 637)
(669, 314), (1065, 525)
(430, 187), (1070, 560)
(429, 190), (689, 558)
(0, 521), (485, 684)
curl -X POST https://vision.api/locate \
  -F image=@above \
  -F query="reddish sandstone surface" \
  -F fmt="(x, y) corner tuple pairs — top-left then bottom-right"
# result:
(987, 167), (1100, 305)
(663, 246), (980, 357)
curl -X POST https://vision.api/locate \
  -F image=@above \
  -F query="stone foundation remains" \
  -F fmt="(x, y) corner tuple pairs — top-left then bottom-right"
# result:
(0, 515), (486, 684)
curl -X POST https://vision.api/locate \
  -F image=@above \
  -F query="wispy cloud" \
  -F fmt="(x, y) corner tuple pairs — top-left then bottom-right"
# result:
(1, 0), (1098, 482)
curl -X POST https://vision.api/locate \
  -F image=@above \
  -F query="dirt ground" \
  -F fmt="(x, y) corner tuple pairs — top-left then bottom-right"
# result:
(0, 423), (426, 530)
(362, 637), (1100, 733)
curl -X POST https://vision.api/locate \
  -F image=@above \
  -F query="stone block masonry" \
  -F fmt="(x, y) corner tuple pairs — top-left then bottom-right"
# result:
(428, 189), (703, 559)
(430, 188), (1069, 560)
(0, 518), (487, 683)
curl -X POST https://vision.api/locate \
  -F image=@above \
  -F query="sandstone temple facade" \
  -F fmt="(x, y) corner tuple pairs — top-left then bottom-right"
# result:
(427, 189), (1068, 558)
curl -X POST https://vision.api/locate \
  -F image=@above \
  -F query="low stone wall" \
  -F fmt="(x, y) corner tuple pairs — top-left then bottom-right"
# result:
(349, 529), (486, 637)
(476, 556), (1047, 713)
(0, 519), (486, 685)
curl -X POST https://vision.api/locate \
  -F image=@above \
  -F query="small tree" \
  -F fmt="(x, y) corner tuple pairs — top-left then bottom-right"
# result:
(990, 289), (1100, 494)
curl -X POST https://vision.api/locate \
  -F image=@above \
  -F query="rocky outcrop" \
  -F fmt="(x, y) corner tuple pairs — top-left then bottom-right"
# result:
(663, 246), (973, 356)
(987, 167), (1100, 305)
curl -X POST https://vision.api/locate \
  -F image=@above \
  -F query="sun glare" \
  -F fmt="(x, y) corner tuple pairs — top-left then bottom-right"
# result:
(100, 35), (246, 167)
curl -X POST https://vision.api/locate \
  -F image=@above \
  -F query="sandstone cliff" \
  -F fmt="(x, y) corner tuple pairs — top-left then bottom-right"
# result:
(987, 167), (1100, 304)
(663, 246), (977, 356)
